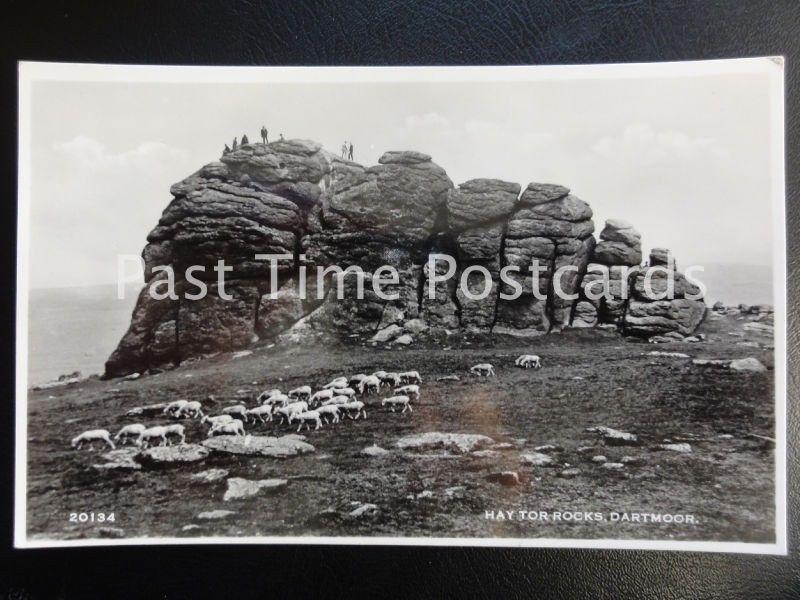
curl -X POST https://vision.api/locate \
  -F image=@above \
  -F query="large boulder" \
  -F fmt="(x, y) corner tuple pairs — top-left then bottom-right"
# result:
(105, 141), (704, 378)
(623, 248), (706, 337)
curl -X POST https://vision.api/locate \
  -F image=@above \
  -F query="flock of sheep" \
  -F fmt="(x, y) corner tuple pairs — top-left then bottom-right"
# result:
(69, 353), (543, 452)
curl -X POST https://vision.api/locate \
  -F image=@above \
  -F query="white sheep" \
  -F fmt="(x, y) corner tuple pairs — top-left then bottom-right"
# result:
(114, 424), (146, 446)
(163, 399), (189, 416)
(262, 393), (290, 407)
(515, 354), (542, 369)
(222, 404), (248, 420)
(323, 377), (348, 390)
(316, 404), (341, 424)
(245, 405), (274, 424)
(340, 401), (367, 420)
(321, 395), (351, 406)
(174, 400), (204, 419)
(208, 420), (245, 437)
(200, 414), (234, 428)
(139, 426), (169, 448)
(394, 384), (420, 399)
(71, 429), (115, 450)
(358, 375), (380, 395)
(470, 363), (496, 377)
(348, 373), (367, 387)
(382, 395), (412, 413)
(371, 370), (388, 380)
(309, 389), (335, 406)
(288, 385), (312, 400)
(331, 386), (356, 398)
(399, 370), (422, 384)
(274, 401), (308, 424)
(289, 409), (323, 432)
(256, 389), (283, 404)
(379, 372), (401, 388)
(164, 424), (186, 445)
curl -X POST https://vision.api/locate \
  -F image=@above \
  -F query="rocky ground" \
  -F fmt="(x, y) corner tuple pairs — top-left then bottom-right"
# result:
(25, 311), (776, 544)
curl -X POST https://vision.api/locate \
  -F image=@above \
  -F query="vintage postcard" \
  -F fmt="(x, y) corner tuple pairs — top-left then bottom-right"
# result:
(15, 59), (786, 552)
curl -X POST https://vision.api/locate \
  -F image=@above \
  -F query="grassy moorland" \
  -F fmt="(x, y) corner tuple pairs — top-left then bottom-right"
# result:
(24, 312), (776, 543)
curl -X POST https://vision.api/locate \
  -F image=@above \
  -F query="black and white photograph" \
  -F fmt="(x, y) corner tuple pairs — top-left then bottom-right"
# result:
(15, 59), (786, 553)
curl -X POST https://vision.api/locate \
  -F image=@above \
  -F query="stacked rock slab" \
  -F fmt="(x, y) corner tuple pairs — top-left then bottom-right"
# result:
(573, 219), (642, 328)
(622, 248), (706, 336)
(302, 151), (454, 336)
(494, 183), (595, 336)
(448, 179), (520, 332)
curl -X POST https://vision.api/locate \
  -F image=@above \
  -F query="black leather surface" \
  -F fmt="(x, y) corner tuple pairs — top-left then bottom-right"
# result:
(1, 0), (798, 597)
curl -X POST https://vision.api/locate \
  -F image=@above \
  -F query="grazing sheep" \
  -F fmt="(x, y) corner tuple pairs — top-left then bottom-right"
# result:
(245, 405), (273, 424)
(323, 377), (348, 390)
(208, 420), (246, 437)
(163, 399), (189, 416)
(71, 429), (115, 450)
(316, 404), (341, 424)
(139, 426), (169, 448)
(382, 395), (413, 413)
(174, 400), (204, 419)
(262, 393), (290, 407)
(470, 363), (496, 377)
(398, 370), (422, 384)
(348, 373), (367, 387)
(164, 424), (186, 445)
(515, 354), (542, 369)
(371, 370), (388, 380)
(256, 389), (283, 404)
(309, 389), (335, 407)
(321, 395), (350, 406)
(200, 414), (234, 428)
(274, 401), (309, 424)
(289, 409), (323, 432)
(379, 372), (401, 388)
(288, 385), (312, 400)
(331, 386), (356, 398)
(114, 424), (146, 446)
(394, 384), (420, 399)
(222, 404), (248, 420)
(340, 401), (367, 420)
(358, 375), (380, 395)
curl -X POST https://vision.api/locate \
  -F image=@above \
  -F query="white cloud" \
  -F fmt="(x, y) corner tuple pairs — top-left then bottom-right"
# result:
(52, 135), (187, 169)
(591, 124), (731, 167)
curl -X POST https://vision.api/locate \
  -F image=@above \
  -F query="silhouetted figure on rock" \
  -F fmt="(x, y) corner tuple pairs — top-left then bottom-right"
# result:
(279, 133), (285, 141)
(232, 137), (238, 151)
(261, 126), (268, 144)
(241, 134), (249, 145)
(348, 142), (354, 161)
(223, 144), (231, 155)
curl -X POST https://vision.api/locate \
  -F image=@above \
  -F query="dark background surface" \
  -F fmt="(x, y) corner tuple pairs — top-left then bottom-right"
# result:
(1, 1), (798, 597)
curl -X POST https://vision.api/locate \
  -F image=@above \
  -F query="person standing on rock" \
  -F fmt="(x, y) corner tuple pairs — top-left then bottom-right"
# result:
(279, 133), (284, 141)
(223, 143), (231, 155)
(341, 141), (347, 158)
(232, 137), (238, 151)
(241, 134), (249, 145)
(261, 126), (268, 144)
(348, 141), (354, 161)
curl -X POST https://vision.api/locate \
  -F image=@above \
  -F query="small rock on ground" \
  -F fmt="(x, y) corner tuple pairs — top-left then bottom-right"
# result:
(197, 510), (236, 520)
(224, 477), (288, 501)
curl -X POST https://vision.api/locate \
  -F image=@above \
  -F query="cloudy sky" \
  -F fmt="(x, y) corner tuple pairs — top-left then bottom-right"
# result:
(24, 63), (780, 289)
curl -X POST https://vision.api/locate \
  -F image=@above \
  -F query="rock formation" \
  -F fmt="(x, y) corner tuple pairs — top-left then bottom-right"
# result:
(104, 140), (706, 378)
